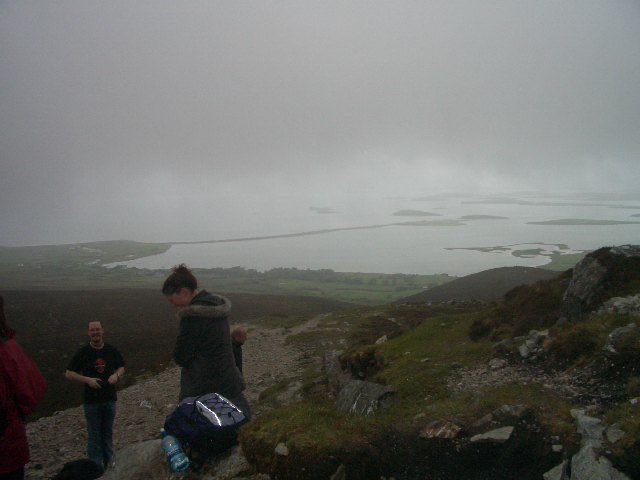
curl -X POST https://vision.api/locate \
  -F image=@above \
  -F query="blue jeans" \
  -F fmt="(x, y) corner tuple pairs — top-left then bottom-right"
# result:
(83, 401), (116, 469)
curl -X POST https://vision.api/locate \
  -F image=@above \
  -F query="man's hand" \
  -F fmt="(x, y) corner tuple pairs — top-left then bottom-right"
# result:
(86, 377), (102, 389)
(107, 373), (119, 385)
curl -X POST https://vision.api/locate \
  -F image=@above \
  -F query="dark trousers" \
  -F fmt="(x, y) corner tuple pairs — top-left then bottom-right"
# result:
(0, 466), (24, 480)
(84, 400), (116, 469)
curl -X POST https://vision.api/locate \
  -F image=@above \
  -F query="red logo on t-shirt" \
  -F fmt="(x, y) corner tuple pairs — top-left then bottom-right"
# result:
(95, 358), (106, 374)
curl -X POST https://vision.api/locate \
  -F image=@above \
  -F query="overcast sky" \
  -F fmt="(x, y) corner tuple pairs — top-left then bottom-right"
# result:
(1, 1), (639, 246)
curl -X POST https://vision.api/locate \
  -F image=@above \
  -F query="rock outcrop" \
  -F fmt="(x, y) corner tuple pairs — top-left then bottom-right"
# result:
(100, 441), (262, 480)
(325, 350), (395, 416)
(334, 379), (394, 415)
(543, 409), (631, 480)
(562, 245), (640, 321)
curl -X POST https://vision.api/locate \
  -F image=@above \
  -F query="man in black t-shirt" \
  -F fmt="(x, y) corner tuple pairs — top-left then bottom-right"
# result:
(65, 321), (125, 471)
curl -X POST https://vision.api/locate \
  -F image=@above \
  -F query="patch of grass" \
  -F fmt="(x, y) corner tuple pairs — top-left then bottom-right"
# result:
(469, 270), (571, 340)
(240, 400), (383, 479)
(547, 313), (637, 367)
(472, 383), (578, 443)
(258, 379), (293, 404)
(341, 344), (387, 379)
(297, 367), (327, 398)
(373, 315), (490, 402)
(627, 377), (640, 397)
(588, 247), (640, 303)
(547, 322), (603, 366)
(604, 402), (640, 479)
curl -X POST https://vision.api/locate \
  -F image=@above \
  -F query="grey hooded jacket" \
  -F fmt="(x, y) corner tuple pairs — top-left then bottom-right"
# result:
(173, 290), (245, 401)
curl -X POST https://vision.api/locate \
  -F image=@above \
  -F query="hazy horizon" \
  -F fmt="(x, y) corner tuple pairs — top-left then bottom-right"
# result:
(2, 1), (639, 247)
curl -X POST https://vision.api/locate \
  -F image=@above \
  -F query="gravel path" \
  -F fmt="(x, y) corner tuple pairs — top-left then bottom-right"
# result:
(25, 321), (310, 479)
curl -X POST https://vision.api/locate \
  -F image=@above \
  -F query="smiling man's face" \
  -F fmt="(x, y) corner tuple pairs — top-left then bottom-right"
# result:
(88, 321), (104, 347)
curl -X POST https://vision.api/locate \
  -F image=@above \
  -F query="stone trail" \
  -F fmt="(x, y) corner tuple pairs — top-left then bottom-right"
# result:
(25, 321), (311, 479)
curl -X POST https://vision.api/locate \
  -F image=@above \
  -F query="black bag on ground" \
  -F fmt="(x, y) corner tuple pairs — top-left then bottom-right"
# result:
(51, 459), (103, 480)
(164, 392), (247, 455)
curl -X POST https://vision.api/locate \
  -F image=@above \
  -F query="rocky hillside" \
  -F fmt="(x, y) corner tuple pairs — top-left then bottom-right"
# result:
(23, 246), (640, 479)
(239, 245), (640, 479)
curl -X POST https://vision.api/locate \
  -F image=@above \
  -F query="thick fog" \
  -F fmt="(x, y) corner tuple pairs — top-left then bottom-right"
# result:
(1, 1), (639, 246)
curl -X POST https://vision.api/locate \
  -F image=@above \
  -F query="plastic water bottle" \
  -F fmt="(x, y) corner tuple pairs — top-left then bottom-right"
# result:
(160, 428), (190, 473)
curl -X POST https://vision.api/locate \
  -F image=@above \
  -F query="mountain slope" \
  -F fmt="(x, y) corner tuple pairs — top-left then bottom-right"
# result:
(400, 266), (560, 303)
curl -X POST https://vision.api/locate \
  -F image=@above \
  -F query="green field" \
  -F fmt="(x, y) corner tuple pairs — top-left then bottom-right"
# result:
(0, 241), (453, 305)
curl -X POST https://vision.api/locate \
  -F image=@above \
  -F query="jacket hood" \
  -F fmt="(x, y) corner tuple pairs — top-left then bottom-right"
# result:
(176, 290), (231, 320)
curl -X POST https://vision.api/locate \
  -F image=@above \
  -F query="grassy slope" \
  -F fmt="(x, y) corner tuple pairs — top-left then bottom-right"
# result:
(241, 303), (578, 479)
(239, 252), (640, 479)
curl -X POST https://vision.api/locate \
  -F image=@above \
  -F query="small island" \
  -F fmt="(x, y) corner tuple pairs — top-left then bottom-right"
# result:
(527, 219), (640, 226)
(394, 219), (465, 227)
(459, 215), (508, 220)
(392, 209), (441, 217)
(310, 206), (338, 214)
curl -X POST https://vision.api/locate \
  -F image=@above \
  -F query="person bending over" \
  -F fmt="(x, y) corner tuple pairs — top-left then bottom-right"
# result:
(162, 264), (251, 419)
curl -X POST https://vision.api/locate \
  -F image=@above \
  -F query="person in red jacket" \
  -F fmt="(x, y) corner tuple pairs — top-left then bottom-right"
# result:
(0, 295), (46, 480)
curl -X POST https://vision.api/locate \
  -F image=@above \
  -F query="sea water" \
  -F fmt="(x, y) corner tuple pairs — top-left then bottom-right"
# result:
(108, 194), (640, 276)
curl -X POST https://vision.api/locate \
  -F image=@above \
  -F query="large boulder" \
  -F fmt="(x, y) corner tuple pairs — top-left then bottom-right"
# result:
(603, 323), (639, 355)
(599, 294), (640, 317)
(101, 441), (255, 480)
(562, 245), (640, 321)
(544, 409), (632, 480)
(334, 379), (394, 415)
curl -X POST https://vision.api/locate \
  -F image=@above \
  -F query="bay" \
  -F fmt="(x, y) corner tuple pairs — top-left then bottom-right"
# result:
(109, 194), (640, 276)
